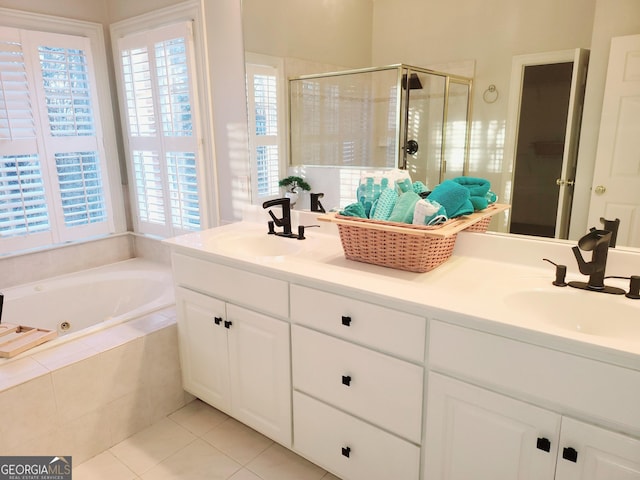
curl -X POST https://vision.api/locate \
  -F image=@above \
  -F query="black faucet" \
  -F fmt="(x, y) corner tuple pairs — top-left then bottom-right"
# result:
(593, 217), (620, 247)
(310, 193), (326, 213)
(569, 229), (625, 295)
(262, 198), (295, 237)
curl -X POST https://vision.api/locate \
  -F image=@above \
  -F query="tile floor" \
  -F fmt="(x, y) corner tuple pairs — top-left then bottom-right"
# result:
(74, 399), (341, 480)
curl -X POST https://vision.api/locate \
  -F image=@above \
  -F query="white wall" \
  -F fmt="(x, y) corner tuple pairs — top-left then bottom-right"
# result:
(242, 0), (373, 68)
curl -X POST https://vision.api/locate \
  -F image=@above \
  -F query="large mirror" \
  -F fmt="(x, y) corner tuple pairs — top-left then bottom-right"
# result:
(241, 0), (640, 249)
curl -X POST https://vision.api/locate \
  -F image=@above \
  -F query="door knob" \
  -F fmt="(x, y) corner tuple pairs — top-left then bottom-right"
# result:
(566, 179), (575, 187)
(594, 185), (606, 195)
(556, 178), (565, 186)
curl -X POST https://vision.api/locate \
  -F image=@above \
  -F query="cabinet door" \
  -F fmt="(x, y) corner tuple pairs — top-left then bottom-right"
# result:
(175, 287), (230, 411)
(556, 417), (640, 480)
(424, 373), (560, 480)
(227, 304), (292, 446)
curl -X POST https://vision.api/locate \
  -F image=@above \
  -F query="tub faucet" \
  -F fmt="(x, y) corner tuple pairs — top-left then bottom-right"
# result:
(262, 197), (295, 237)
(569, 229), (625, 295)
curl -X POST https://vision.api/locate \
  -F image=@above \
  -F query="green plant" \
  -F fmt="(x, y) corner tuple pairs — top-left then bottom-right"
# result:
(278, 175), (311, 193)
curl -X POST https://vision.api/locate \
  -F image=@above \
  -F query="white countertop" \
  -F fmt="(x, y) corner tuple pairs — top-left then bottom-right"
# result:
(165, 213), (640, 370)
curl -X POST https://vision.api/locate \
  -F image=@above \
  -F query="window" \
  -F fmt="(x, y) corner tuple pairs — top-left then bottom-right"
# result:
(0, 26), (114, 254)
(116, 22), (202, 237)
(245, 56), (285, 201)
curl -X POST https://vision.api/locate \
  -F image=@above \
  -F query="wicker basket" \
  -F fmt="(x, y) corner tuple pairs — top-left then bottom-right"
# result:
(319, 203), (509, 273)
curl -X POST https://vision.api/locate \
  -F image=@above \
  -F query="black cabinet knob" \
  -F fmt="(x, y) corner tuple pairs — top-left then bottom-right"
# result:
(341, 446), (351, 458)
(562, 447), (578, 463)
(224, 320), (233, 329)
(341, 316), (352, 327)
(214, 317), (222, 325)
(536, 437), (551, 452)
(342, 375), (352, 386)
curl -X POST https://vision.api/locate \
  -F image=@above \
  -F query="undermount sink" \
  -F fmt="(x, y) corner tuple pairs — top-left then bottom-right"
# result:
(207, 231), (305, 257)
(503, 289), (640, 339)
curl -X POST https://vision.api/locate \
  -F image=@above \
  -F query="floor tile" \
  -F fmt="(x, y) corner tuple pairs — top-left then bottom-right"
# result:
(73, 451), (137, 480)
(202, 417), (273, 465)
(247, 443), (326, 480)
(110, 417), (196, 475)
(322, 472), (343, 480)
(228, 468), (263, 480)
(140, 438), (241, 480)
(169, 398), (228, 436)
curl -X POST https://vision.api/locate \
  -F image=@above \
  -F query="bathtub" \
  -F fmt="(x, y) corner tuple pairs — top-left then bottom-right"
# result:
(0, 257), (187, 462)
(1, 258), (175, 357)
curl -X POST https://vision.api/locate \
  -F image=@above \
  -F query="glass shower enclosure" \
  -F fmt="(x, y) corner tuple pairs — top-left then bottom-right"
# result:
(288, 64), (473, 189)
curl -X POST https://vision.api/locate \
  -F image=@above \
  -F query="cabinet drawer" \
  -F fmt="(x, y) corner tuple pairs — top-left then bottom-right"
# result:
(172, 253), (288, 317)
(290, 284), (425, 362)
(292, 325), (423, 443)
(429, 320), (640, 436)
(293, 391), (420, 480)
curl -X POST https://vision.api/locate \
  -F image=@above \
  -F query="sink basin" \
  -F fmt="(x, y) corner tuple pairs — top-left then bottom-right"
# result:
(503, 289), (640, 339)
(207, 231), (304, 257)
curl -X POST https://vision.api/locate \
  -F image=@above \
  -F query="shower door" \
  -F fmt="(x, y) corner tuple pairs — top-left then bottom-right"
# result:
(401, 70), (471, 190)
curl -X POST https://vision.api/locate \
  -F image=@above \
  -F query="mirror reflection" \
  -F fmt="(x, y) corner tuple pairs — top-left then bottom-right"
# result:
(288, 65), (472, 194)
(242, 0), (640, 248)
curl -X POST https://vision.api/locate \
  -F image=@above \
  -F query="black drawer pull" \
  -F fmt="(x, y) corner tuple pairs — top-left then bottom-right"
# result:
(562, 447), (578, 463)
(214, 317), (222, 325)
(342, 375), (352, 386)
(224, 320), (233, 329)
(536, 437), (551, 452)
(341, 446), (351, 458)
(341, 316), (352, 327)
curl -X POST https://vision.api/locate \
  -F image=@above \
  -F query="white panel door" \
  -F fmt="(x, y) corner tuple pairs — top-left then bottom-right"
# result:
(555, 417), (640, 480)
(227, 304), (292, 446)
(175, 287), (231, 411)
(424, 373), (560, 480)
(588, 34), (640, 246)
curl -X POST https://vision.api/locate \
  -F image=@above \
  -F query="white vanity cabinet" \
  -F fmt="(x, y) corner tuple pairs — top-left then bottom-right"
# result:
(290, 284), (425, 480)
(424, 321), (640, 480)
(172, 253), (292, 446)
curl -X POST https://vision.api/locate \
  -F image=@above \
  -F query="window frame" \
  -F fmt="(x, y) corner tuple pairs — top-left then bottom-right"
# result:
(0, 8), (124, 255)
(110, 0), (218, 236)
(245, 52), (287, 204)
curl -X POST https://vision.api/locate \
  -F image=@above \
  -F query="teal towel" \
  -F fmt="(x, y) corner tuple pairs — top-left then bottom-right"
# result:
(396, 178), (413, 193)
(427, 180), (474, 218)
(388, 191), (421, 223)
(340, 202), (367, 218)
(371, 188), (398, 221)
(452, 176), (494, 211)
(452, 176), (490, 197)
(412, 181), (429, 195)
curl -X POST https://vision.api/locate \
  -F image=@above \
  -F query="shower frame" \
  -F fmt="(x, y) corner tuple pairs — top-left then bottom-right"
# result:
(287, 64), (474, 184)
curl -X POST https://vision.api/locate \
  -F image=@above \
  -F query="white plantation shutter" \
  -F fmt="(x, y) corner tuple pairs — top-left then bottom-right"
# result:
(0, 27), (112, 253)
(118, 22), (202, 237)
(246, 60), (283, 200)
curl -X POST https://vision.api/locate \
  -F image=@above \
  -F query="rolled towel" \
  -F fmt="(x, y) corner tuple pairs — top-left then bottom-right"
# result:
(388, 191), (421, 224)
(396, 178), (413, 193)
(412, 199), (447, 225)
(357, 177), (378, 217)
(371, 188), (398, 221)
(412, 181), (429, 195)
(427, 180), (474, 218)
(452, 176), (490, 197)
(340, 202), (367, 218)
(452, 176), (493, 211)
